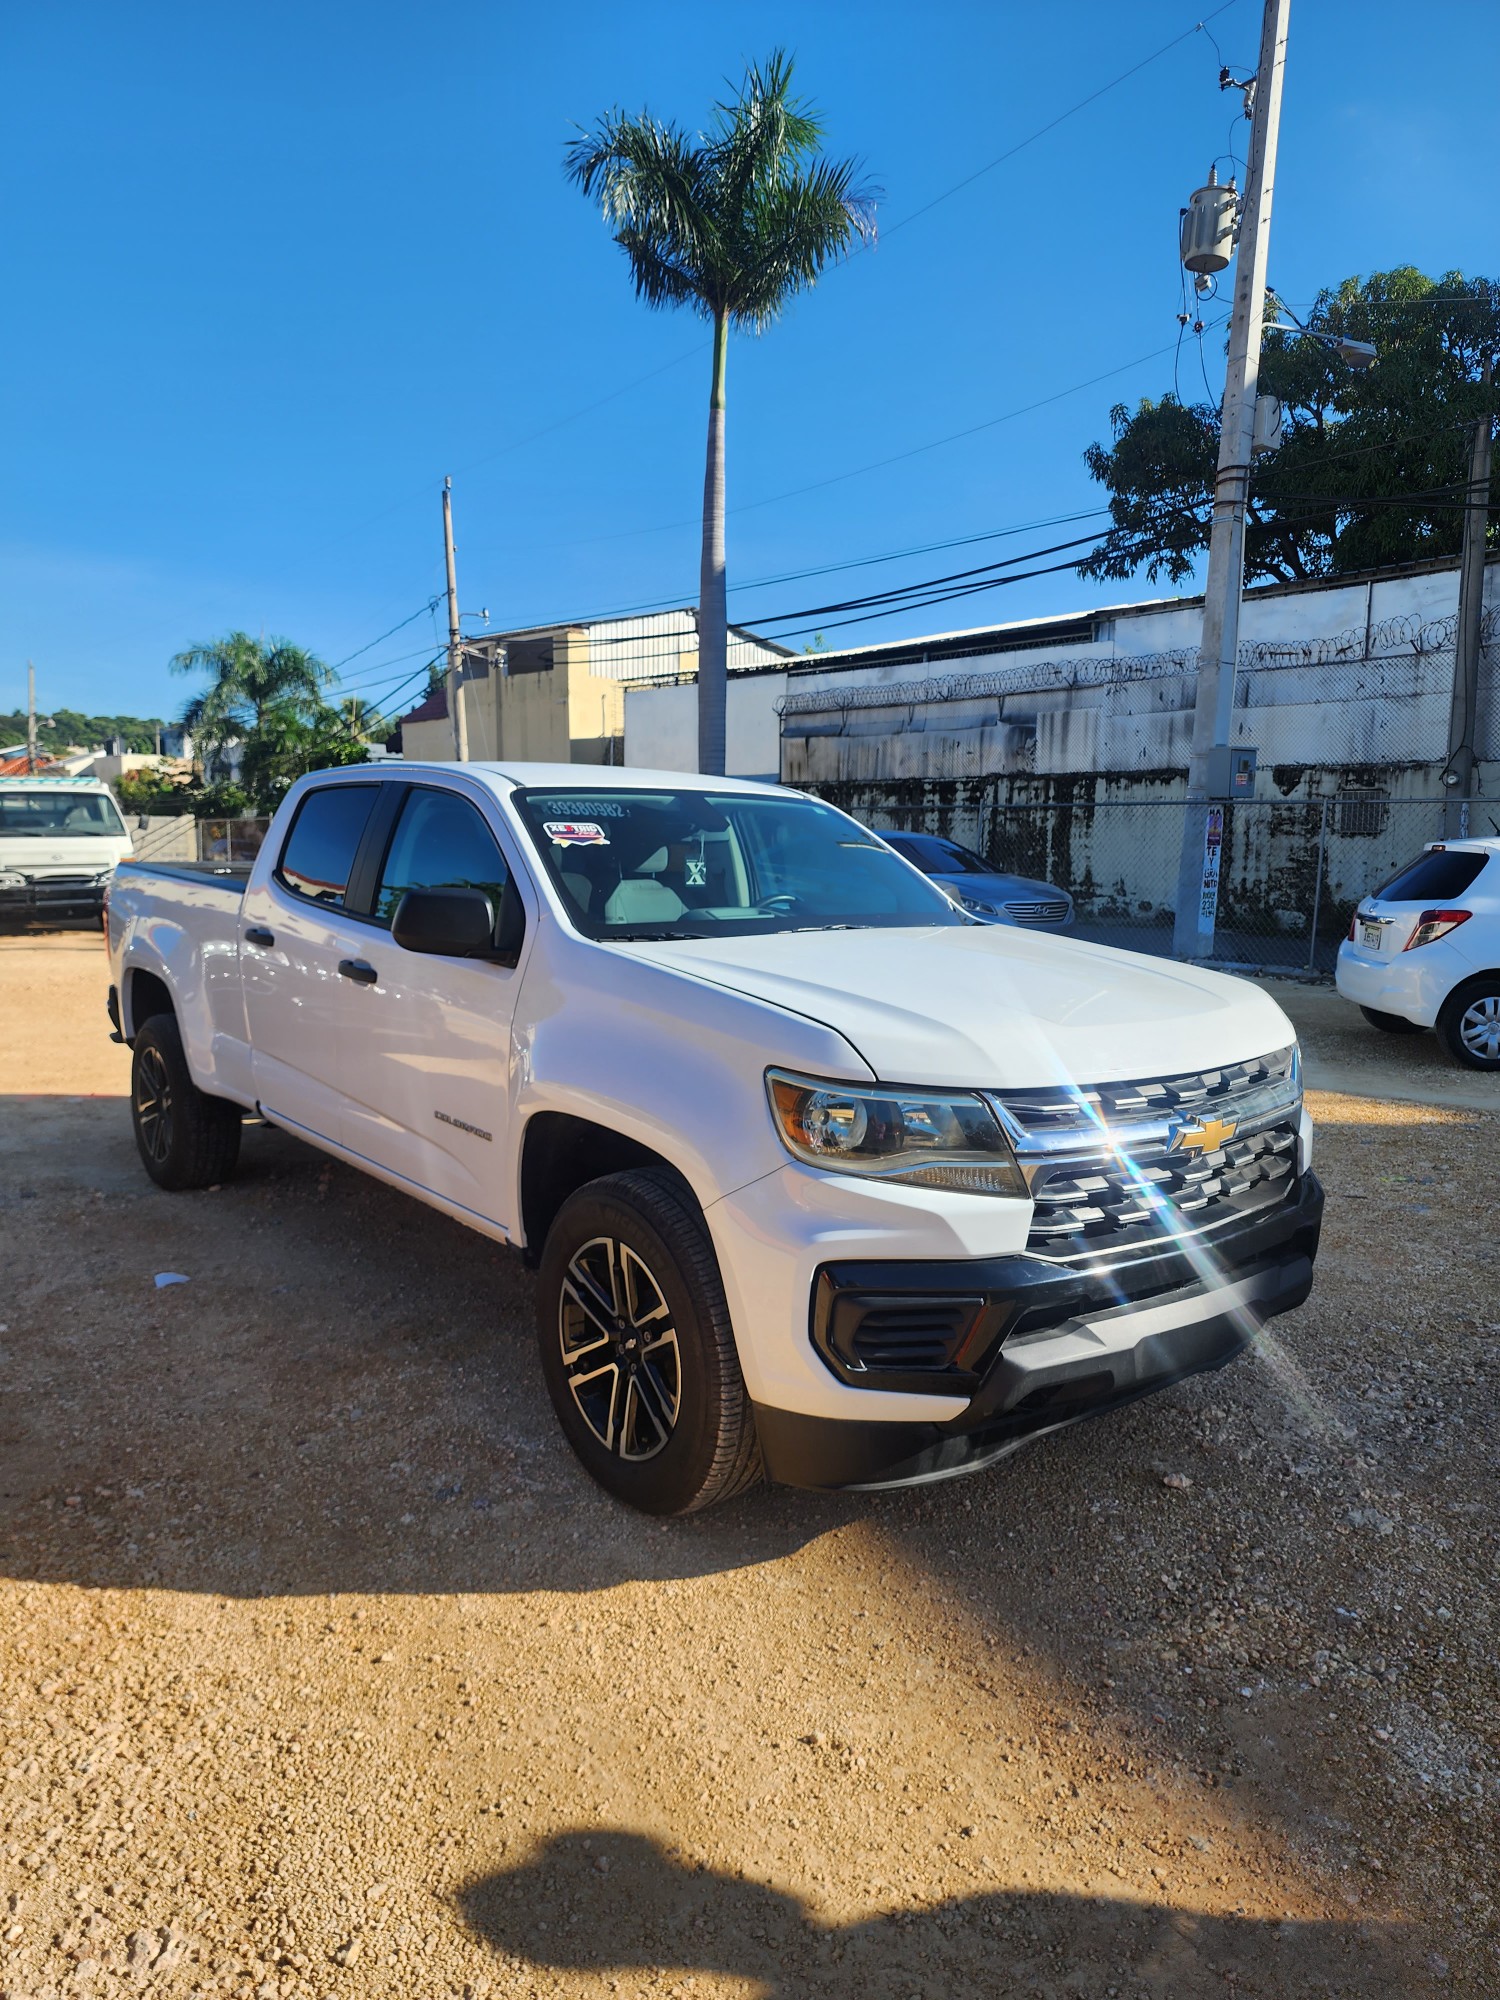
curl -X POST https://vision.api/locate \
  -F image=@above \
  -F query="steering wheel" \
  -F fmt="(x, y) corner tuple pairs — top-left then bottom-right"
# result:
(756, 893), (802, 915)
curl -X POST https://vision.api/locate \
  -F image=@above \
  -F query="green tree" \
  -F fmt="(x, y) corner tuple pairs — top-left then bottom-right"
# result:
(171, 631), (368, 811)
(1081, 267), (1500, 587)
(567, 51), (875, 773)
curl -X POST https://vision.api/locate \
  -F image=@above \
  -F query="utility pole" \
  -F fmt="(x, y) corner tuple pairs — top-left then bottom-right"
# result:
(26, 661), (37, 772)
(1444, 354), (1493, 836)
(1172, 0), (1291, 959)
(442, 476), (469, 761)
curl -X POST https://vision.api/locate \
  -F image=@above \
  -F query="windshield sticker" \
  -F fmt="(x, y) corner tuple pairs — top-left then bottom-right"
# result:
(544, 820), (610, 847)
(534, 799), (632, 818)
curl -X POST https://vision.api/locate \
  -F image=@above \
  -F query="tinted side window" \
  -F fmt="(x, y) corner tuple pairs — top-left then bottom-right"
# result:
(277, 786), (378, 907)
(374, 788), (509, 927)
(891, 835), (943, 872)
(1375, 849), (1488, 902)
(939, 841), (993, 876)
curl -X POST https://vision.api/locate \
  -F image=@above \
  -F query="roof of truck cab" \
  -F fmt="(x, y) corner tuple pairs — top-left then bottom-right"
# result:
(394, 761), (791, 796)
(0, 772), (110, 787)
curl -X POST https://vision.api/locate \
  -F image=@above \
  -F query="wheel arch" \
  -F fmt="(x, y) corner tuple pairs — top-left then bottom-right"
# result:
(124, 964), (175, 1042)
(518, 1111), (700, 1265)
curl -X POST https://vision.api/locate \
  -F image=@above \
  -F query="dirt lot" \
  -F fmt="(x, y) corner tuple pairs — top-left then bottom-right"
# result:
(2, 933), (1496, 1998)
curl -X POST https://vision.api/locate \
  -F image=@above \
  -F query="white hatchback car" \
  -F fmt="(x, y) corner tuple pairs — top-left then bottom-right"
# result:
(1336, 837), (1500, 1069)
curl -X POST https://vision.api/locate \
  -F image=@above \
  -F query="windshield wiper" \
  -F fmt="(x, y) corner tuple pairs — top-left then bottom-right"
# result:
(603, 928), (717, 943)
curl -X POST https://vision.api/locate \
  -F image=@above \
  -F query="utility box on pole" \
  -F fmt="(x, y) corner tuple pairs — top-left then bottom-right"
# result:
(1207, 745), (1258, 798)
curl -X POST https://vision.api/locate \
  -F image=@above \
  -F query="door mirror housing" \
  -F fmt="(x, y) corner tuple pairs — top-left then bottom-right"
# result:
(391, 885), (524, 965)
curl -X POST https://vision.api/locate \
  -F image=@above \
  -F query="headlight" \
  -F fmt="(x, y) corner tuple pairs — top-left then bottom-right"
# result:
(959, 895), (999, 916)
(766, 1069), (1027, 1196)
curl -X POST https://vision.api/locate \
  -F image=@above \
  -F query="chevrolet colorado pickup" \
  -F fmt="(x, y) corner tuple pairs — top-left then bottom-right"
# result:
(105, 762), (1322, 1513)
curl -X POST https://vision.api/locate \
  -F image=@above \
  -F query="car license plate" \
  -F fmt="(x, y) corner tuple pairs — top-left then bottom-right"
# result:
(1361, 922), (1383, 950)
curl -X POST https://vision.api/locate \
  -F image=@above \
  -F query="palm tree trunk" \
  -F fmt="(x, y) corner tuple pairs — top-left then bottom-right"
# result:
(697, 310), (729, 775)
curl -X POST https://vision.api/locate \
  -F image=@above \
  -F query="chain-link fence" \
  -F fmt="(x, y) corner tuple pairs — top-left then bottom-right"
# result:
(196, 817), (271, 865)
(812, 787), (1492, 973)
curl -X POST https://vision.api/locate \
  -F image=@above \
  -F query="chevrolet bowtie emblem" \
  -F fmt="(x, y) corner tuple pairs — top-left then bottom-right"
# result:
(1170, 1114), (1238, 1154)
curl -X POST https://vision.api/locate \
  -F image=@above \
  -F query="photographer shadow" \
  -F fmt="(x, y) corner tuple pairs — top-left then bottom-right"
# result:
(458, 1827), (1431, 1998)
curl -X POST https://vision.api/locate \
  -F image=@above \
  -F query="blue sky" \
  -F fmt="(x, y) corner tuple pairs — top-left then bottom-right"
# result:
(3, 0), (1497, 725)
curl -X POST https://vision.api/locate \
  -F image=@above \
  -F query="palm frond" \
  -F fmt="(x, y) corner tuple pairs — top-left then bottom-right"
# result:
(729, 157), (879, 329)
(565, 112), (716, 293)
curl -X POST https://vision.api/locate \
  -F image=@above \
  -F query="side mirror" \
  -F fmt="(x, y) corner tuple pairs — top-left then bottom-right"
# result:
(392, 886), (499, 959)
(391, 884), (526, 965)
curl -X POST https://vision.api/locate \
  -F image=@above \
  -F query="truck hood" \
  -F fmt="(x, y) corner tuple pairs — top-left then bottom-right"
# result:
(0, 835), (128, 877)
(620, 924), (1295, 1089)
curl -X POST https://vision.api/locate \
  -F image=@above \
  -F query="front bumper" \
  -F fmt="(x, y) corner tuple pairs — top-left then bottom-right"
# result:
(751, 1171), (1323, 1490)
(0, 876), (108, 921)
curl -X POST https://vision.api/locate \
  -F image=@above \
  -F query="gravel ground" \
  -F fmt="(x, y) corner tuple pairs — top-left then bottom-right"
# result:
(1, 934), (1495, 1998)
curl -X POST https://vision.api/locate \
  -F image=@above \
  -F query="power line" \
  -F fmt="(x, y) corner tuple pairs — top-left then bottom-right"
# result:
(503, 506), (1114, 632)
(879, 2), (1243, 242)
(516, 325), (1228, 560)
(328, 599), (443, 676)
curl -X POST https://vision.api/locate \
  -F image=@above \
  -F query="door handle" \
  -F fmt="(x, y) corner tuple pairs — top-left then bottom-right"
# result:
(243, 926), (276, 948)
(338, 958), (379, 986)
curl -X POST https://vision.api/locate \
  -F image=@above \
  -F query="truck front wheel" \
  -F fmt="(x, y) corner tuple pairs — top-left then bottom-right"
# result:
(536, 1169), (762, 1514)
(130, 1013), (243, 1190)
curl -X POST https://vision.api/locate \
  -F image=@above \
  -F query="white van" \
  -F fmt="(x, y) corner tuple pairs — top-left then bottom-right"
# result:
(0, 774), (134, 924)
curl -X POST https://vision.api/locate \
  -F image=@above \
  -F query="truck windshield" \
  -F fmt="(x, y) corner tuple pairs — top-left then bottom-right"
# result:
(0, 790), (126, 836)
(512, 787), (966, 940)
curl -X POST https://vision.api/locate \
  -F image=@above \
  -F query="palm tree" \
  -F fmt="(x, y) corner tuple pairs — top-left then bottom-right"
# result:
(567, 52), (875, 774)
(171, 631), (332, 776)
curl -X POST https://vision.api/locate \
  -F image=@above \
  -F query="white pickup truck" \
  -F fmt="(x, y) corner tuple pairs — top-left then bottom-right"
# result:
(105, 762), (1323, 1513)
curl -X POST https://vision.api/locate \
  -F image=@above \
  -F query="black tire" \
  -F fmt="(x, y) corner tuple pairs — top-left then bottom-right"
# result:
(1359, 1006), (1425, 1035)
(536, 1168), (762, 1515)
(130, 1011), (244, 1190)
(1436, 977), (1500, 1071)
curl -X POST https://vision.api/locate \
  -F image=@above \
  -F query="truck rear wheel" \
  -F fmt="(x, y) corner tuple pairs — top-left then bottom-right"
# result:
(130, 1012), (243, 1190)
(1437, 977), (1500, 1070)
(535, 1168), (762, 1514)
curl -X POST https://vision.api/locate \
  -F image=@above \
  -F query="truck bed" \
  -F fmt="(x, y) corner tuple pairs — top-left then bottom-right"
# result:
(115, 859), (251, 899)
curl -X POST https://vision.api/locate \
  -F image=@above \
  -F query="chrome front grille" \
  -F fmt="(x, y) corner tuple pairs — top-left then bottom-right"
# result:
(1025, 1121), (1297, 1251)
(1004, 899), (1070, 923)
(987, 1046), (1302, 1261)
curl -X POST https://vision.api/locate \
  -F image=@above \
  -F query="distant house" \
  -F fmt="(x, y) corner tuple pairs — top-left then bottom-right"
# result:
(396, 609), (791, 765)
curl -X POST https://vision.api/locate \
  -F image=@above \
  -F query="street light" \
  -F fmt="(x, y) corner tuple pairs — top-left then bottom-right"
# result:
(1267, 323), (1378, 370)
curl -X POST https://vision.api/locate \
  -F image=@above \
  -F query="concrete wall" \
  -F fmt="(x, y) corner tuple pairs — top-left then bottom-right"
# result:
(623, 673), (788, 779)
(623, 556), (1500, 790)
(128, 815), (198, 862)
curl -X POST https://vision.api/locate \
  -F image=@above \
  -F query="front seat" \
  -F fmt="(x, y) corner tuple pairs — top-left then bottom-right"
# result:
(603, 848), (687, 926)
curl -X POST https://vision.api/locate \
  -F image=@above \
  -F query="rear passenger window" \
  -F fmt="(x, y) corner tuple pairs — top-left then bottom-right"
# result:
(1375, 849), (1488, 901)
(277, 786), (378, 907)
(373, 787), (509, 928)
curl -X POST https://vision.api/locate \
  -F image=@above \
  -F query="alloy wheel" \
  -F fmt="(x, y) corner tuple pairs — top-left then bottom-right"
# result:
(559, 1235), (681, 1460)
(133, 1045), (174, 1163)
(1458, 993), (1500, 1061)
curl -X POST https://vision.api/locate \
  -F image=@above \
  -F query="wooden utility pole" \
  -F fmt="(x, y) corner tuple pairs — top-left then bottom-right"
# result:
(442, 476), (469, 761)
(1444, 356), (1493, 835)
(26, 660), (37, 772)
(1172, 0), (1291, 958)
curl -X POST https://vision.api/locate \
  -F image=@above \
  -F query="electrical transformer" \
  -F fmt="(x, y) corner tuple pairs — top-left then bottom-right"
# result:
(1180, 170), (1238, 277)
